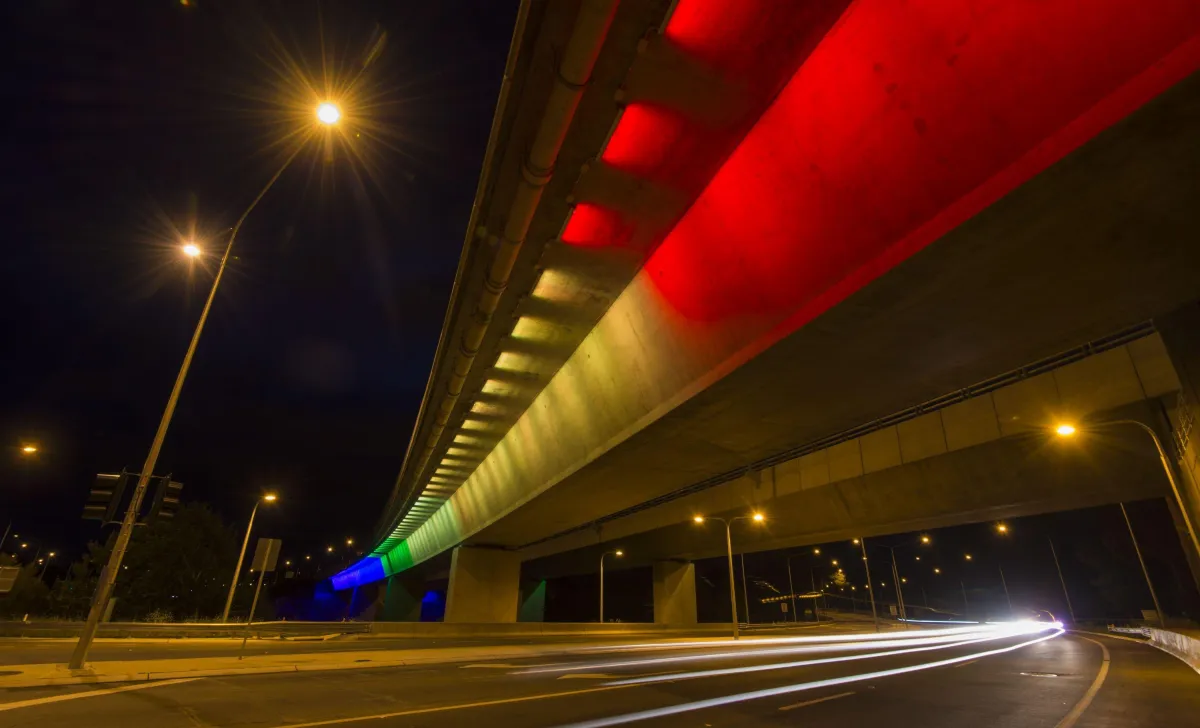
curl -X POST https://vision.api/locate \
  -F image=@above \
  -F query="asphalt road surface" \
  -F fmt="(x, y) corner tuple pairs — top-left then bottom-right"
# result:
(2, 625), (1198, 727)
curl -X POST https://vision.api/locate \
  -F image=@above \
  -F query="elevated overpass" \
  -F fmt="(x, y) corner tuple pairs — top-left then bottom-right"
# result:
(334, 0), (1200, 623)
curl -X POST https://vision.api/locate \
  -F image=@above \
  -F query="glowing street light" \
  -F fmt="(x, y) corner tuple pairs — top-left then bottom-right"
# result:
(813, 547), (821, 555)
(692, 512), (766, 639)
(346, 538), (354, 547)
(316, 102), (341, 125)
(182, 243), (201, 258)
(221, 493), (279, 623)
(20, 444), (38, 455)
(920, 534), (931, 544)
(1054, 423), (1077, 437)
(327, 546), (334, 553)
(934, 567), (942, 574)
(965, 554), (973, 561)
(996, 523), (1009, 534)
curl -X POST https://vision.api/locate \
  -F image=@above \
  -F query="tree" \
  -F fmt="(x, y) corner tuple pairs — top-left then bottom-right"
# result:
(113, 503), (239, 620)
(51, 503), (239, 621)
(830, 569), (849, 589)
(0, 554), (51, 619)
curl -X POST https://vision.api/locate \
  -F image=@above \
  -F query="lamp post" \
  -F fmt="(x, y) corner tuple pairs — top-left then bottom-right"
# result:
(599, 548), (623, 624)
(1119, 503), (1166, 628)
(222, 494), (278, 623)
(1054, 421), (1200, 561)
(1047, 536), (1077, 624)
(66, 105), (340, 670)
(694, 512), (764, 639)
(854, 538), (880, 632)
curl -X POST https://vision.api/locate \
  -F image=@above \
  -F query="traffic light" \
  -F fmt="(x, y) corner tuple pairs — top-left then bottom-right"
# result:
(145, 477), (183, 523)
(82, 472), (130, 522)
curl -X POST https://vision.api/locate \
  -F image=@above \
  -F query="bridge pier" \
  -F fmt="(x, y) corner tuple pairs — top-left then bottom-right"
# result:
(1158, 301), (1200, 588)
(652, 560), (697, 625)
(444, 546), (521, 623)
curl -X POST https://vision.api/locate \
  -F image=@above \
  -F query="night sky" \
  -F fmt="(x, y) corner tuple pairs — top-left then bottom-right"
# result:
(1, 0), (518, 563)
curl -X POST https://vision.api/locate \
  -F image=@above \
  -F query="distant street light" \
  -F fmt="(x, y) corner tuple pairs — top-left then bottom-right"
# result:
(995, 523), (1009, 534)
(964, 554), (973, 561)
(20, 444), (38, 455)
(599, 548), (623, 624)
(693, 513), (765, 639)
(221, 493), (279, 623)
(182, 243), (201, 258)
(920, 534), (931, 544)
(346, 538), (354, 547)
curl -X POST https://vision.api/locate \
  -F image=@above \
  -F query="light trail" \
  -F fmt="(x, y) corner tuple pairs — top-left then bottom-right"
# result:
(602, 622), (1055, 687)
(557, 628), (1065, 727)
(516, 628), (1007, 676)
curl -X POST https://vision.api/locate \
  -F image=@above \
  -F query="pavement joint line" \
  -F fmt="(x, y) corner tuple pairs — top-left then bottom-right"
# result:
(1053, 636), (1110, 728)
(270, 682), (643, 728)
(0, 677), (200, 712)
(778, 690), (855, 711)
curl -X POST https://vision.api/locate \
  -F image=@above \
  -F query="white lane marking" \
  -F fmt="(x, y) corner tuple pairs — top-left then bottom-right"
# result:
(953, 659), (979, 668)
(779, 691), (855, 711)
(1053, 636), (1110, 728)
(271, 683), (640, 728)
(0, 677), (200, 713)
(557, 629), (1064, 727)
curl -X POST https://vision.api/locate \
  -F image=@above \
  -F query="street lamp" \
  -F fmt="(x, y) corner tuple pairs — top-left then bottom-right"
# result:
(995, 523), (1009, 534)
(693, 512), (765, 639)
(920, 534), (931, 544)
(599, 548), (623, 624)
(1054, 420), (1200, 561)
(221, 493), (278, 623)
(346, 538), (354, 547)
(69, 121), (316, 668)
(316, 102), (341, 125)
(20, 444), (38, 455)
(182, 243), (201, 258)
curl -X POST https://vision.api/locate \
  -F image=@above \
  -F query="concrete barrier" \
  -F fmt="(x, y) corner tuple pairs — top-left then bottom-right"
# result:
(1144, 628), (1200, 674)
(368, 621), (732, 637)
(1110, 626), (1200, 674)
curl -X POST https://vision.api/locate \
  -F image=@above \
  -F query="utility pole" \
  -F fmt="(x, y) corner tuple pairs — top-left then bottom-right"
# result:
(998, 565), (1013, 617)
(859, 539), (879, 632)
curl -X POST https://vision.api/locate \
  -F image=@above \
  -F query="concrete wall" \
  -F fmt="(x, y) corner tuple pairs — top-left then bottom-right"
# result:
(1156, 303), (1200, 584)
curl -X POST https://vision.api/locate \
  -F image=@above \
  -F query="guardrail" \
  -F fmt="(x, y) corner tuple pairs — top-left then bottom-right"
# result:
(0, 620), (370, 639)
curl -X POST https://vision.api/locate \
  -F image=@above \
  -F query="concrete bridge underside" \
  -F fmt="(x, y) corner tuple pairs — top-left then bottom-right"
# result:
(337, 1), (1200, 625)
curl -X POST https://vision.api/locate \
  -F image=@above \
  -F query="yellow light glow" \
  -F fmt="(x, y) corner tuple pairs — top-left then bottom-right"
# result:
(1055, 423), (1077, 437)
(813, 548), (821, 555)
(263, 494), (278, 502)
(326, 546), (333, 553)
(996, 523), (1009, 534)
(752, 513), (765, 522)
(346, 538), (354, 546)
(532, 269), (580, 303)
(20, 445), (38, 454)
(934, 568), (942, 574)
(831, 559), (838, 566)
(461, 419), (491, 432)
(182, 243), (201, 257)
(305, 555), (311, 560)
(920, 535), (931, 544)
(615, 550), (624, 557)
(693, 515), (705, 524)
(852, 538), (860, 545)
(965, 554), (973, 560)
(496, 351), (538, 374)
(317, 102), (341, 125)
(511, 316), (554, 342)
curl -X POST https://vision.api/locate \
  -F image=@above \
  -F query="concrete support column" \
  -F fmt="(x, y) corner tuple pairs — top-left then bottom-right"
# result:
(518, 579), (547, 622)
(653, 560), (697, 625)
(379, 574), (425, 622)
(1155, 301), (1200, 588)
(444, 546), (521, 623)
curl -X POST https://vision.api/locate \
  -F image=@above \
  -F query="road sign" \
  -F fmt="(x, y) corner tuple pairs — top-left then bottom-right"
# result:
(250, 538), (283, 573)
(0, 566), (20, 594)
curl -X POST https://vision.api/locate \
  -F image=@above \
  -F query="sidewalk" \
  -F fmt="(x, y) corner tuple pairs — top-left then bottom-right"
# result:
(0, 641), (627, 688)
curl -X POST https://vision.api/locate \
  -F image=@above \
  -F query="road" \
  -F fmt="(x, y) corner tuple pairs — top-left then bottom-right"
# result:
(2, 625), (1197, 727)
